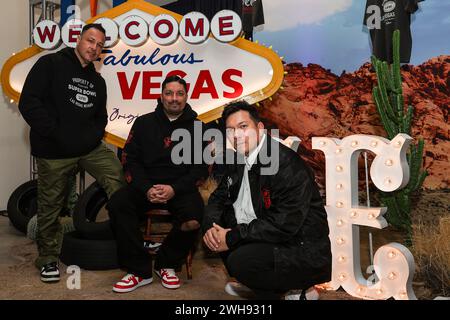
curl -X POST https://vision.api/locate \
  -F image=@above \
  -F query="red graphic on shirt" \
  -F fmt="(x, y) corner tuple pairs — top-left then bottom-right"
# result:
(124, 171), (132, 184)
(262, 188), (271, 209)
(163, 136), (172, 148)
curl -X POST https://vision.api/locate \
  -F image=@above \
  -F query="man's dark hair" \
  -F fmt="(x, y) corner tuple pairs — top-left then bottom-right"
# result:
(162, 75), (188, 92)
(222, 101), (261, 124)
(81, 23), (106, 36)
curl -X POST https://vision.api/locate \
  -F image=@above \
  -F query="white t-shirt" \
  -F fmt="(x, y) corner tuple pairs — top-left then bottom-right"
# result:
(233, 134), (266, 224)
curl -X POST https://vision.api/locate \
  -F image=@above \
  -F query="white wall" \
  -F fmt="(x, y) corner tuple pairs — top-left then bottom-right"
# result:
(0, 1), (32, 210)
(0, 0), (118, 210)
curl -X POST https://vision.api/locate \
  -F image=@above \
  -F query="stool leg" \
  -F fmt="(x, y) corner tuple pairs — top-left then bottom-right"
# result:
(186, 250), (193, 280)
(145, 217), (152, 238)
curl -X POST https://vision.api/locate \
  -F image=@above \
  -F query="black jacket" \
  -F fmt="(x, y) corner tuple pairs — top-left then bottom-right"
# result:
(18, 47), (107, 159)
(122, 102), (209, 196)
(203, 136), (332, 288)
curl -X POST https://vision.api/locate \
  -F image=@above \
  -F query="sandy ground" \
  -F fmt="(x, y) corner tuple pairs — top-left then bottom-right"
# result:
(0, 218), (356, 300)
(0, 190), (447, 300)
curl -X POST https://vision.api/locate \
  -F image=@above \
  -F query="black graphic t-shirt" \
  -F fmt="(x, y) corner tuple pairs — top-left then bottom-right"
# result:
(363, 0), (424, 63)
(242, 0), (265, 39)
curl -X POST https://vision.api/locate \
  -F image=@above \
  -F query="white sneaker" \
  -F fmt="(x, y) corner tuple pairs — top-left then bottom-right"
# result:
(224, 281), (255, 299)
(285, 286), (320, 300)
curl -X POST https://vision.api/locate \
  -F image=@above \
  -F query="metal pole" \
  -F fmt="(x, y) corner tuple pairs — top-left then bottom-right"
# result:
(29, 2), (33, 44)
(42, 0), (47, 20)
(364, 152), (376, 284)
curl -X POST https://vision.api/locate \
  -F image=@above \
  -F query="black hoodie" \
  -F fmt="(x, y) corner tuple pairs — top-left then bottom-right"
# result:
(122, 102), (209, 196)
(18, 47), (107, 159)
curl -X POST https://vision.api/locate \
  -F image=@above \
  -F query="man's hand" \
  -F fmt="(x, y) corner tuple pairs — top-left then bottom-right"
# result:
(203, 223), (230, 253)
(146, 185), (175, 203)
(203, 226), (220, 251)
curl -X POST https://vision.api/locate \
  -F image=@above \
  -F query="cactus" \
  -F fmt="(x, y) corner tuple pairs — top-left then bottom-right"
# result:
(371, 30), (428, 244)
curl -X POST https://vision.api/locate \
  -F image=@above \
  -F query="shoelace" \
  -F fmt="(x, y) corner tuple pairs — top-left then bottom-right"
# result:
(161, 269), (176, 278)
(43, 264), (58, 272)
(123, 274), (137, 282)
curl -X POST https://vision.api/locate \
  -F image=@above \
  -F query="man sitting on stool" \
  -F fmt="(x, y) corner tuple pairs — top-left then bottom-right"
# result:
(108, 76), (208, 293)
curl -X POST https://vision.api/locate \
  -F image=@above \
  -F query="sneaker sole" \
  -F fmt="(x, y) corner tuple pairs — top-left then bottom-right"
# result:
(154, 271), (180, 289)
(285, 288), (320, 300)
(224, 283), (240, 297)
(161, 282), (181, 289)
(112, 277), (153, 293)
(40, 276), (60, 283)
(224, 282), (255, 299)
(41, 277), (61, 283)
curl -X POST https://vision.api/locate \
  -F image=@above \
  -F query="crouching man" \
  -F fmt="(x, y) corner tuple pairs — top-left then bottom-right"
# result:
(203, 101), (331, 299)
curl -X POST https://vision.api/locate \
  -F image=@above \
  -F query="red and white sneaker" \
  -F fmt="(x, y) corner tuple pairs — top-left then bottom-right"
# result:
(112, 273), (153, 293)
(154, 268), (181, 289)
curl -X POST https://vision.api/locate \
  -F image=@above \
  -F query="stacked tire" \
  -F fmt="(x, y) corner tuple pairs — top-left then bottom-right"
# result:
(61, 182), (119, 270)
(7, 180), (119, 270)
(7, 180), (38, 234)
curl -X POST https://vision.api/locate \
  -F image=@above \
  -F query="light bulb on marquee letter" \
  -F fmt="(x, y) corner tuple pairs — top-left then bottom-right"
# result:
(119, 16), (149, 47)
(149, 14), (179, 46)
(33, 20), (61, 50)
(312, 134), (417, 300)
(210, 10), (242, 43)
(180, 11), (210, 44)
(61, 19), (85, 48)
(94, 18), (119, 48)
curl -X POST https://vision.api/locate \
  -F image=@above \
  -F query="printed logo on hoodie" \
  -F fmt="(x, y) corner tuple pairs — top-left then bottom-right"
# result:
(68, 77), (97, 108)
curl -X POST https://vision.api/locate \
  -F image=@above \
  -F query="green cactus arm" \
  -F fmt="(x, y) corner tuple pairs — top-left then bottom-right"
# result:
(413, 141), (428, 192)
(371, 55), (379, 67)
(401, 104), (413, 134)
(413, 139), (426, 179)
(397, 92), (405, 120)
(382, 61), (395, 92)
(375, 61), (399, 123)
(407, 145), (420, 191)
(373, 87), (397, 139)
(392, 30), (402, 89)
(413, 170), (428, 192)
(384, 196), (403, 229)
(398, 191), (412, 216)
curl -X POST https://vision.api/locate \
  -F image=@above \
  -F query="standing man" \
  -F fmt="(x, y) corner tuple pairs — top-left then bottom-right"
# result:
(203, 101), (332, 300)
(108, 76), (208, 293)
(18, 24), (125, 283)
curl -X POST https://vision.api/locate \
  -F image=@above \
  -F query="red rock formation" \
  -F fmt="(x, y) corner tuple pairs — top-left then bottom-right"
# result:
(260, 55), (449, 190)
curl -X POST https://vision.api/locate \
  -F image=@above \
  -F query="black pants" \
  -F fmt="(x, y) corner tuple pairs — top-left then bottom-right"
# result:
(107, 185), (204, 279)
(221, 243), (295, 300)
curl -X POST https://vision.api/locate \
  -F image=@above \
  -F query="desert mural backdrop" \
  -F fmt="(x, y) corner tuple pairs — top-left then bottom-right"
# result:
(254, 0), (449, 191)
(260, 56), (449, 190)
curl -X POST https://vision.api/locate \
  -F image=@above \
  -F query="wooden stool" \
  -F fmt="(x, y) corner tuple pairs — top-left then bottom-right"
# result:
(143, 209), (193, 280)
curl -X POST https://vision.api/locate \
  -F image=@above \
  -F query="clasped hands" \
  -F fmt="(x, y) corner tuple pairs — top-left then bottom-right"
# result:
(203, 223), (230, 253)
(146, 184), (175, 203)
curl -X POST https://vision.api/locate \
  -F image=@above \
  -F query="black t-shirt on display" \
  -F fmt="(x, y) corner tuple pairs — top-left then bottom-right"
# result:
(242, 0), (265, 36)
(161, 0), (242, 20)
(364, 0), (423, 63)
(157, 0), (266, 41)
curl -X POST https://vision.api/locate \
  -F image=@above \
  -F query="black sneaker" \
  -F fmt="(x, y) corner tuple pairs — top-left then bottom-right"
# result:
(40, 262), (60, 283)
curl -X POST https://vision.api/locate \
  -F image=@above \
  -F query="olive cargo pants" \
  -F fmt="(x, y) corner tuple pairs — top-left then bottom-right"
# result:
(35, 143), (125, 269)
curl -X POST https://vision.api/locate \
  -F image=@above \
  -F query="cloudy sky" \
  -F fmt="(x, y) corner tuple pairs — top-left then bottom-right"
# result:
(254, 0), (450, 74)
